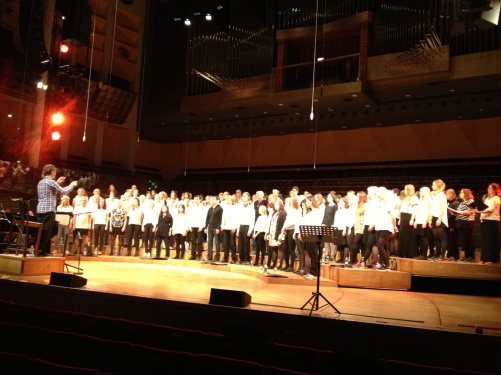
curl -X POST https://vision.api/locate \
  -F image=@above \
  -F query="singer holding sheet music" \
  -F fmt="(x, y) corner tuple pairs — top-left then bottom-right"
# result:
(474, 183), (501, 264)
(36, 164), (78, 257)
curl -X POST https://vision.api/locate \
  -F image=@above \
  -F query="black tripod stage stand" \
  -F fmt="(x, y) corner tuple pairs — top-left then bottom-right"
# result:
(299, 225), (341, 316)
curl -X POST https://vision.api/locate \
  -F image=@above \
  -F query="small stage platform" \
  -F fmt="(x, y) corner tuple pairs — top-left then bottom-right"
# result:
(0, 254), (65, 276)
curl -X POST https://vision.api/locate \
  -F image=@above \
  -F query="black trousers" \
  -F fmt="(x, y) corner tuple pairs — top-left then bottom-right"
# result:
(189, 227), (204, 257)
(481, 220), (500, 263)
(222, 229), (236, 261)
(37, 212), (55, 254)
(94, 224), (107, 250)
(142, 223), (154, 251)
(126, 224), (141, 256)
(238, 225), (251, 261)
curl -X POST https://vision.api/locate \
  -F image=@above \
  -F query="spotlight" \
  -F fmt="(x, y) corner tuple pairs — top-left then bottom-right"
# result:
(60, 44), (69, 53)
(174, 17), (181, 21)
(37, 81), (44, 89)
(52, 112), (64, 125)
(217, 5), (223, 10)
(206, 13), (212, 21)
(51, 130), (61, 141)
(184, 18), (191, 26)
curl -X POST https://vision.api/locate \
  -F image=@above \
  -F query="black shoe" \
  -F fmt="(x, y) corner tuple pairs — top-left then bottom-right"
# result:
(173, 256), (179, 259)
(284, 267), (293, 272)
(222, 258), (229, 263)
(189, 256), (196, 260)
(213, 255), (220, 262)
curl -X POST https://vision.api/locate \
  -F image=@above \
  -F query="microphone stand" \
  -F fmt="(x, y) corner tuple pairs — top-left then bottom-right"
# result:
(58, 211), (83, 275)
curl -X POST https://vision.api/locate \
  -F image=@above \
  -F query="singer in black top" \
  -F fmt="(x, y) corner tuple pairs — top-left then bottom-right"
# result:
(154, 205), (173, 258)
(205, 196), (223, 261)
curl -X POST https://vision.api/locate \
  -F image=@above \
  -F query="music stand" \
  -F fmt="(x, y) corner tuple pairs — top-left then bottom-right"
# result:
(299, 225), (341, 316)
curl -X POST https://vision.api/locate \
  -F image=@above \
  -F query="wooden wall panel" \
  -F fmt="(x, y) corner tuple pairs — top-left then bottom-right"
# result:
(135, 117), (501, 180)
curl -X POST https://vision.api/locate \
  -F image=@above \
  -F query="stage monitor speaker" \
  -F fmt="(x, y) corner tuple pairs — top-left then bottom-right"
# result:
(49, 272), (87, 288)
(209, 288), (251, 308)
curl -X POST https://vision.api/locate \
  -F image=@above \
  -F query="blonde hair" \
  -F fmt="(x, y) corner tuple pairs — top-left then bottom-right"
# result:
(433, 179), (446, 192)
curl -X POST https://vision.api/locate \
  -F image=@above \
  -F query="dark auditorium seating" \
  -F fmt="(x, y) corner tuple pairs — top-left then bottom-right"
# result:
(264, 366), (316, 375)
(31, 358), (108, 375)
(0, 298), (497, 374)
(197, 353), (265, 375)
(267, 342), (321, 374)
(0, 350), (32, 374)
(132, 345), (197, 373)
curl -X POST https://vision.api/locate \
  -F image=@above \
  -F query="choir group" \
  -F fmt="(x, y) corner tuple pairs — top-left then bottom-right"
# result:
(53, 180), (501, 279)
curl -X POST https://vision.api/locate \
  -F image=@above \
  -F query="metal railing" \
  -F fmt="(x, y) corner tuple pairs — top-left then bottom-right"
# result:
(271, 54), (360, 92)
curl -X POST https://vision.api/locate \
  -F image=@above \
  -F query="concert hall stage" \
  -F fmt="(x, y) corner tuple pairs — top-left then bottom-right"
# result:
(1, 253), (500, 295)
(0, 255), (500, 374)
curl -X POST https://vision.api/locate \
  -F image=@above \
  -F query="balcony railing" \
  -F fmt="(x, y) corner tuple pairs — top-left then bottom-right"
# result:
(271, 54), (360, 92)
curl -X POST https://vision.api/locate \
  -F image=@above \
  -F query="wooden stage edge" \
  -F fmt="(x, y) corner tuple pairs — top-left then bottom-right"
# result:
(0, 254), (499, 291)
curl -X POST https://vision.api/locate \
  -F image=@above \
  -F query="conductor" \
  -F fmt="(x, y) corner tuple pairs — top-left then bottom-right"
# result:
(37, 164), (78, 256)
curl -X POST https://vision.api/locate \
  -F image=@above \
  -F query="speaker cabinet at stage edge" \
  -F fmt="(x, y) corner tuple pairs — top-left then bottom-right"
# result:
(209, 288), (251, 308)
(49, 272), (87, 288)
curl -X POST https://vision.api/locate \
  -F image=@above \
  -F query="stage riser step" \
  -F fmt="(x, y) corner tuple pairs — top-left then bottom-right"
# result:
(411, 275), (501, 297)
(321, 266), (411, 290)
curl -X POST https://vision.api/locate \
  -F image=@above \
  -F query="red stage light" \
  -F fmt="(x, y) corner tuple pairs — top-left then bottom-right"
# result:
(51, 130), (61, 141)
(52, 112), (64, 125)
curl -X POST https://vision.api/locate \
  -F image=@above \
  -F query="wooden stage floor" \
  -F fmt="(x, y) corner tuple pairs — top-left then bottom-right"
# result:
(1, 256), (500, 338)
